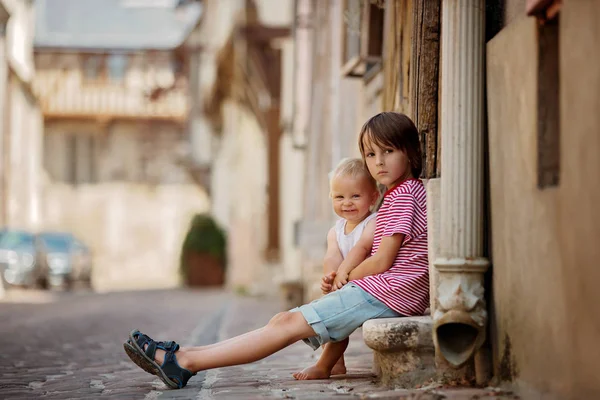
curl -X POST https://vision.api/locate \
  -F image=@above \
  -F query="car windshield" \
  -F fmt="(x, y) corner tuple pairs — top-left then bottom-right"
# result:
(39, 234), (72, 252)
(0, 231), (35, 249)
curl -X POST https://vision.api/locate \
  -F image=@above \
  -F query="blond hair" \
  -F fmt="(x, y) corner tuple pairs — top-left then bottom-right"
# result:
(329, 158), (378, 190)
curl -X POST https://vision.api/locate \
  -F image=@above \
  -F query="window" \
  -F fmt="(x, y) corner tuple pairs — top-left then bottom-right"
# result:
(65, 134), (96, 185)
(107, 54), (128, 82)
(171, 54), (185, 75)
(343, 0), (361, 65)
(83, 55), (103, 80)
(535, 8), (560, 188)
(67, 134), (77, 184)
(341, 0), (384, 78)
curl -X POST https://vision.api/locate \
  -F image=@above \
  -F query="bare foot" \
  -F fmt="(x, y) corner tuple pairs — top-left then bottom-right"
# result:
(331, 358), (347, 375)
(292, 364), (331, 380)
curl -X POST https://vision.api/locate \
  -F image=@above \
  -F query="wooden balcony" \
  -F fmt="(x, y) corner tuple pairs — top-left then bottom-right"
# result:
(33, 72), (189, 123)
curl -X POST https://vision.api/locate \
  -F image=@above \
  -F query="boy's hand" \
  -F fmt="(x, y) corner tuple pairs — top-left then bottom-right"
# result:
(321, 271), (336, 294)
(332, 270), (349, 291)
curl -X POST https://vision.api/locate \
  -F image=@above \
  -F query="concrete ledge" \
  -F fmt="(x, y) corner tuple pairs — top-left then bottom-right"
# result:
(363, 316), (436, 387)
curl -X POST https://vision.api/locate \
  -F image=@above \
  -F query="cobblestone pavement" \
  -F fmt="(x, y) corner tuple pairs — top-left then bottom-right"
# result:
(0, 288), (229, 399)
(0, 288), (519, 399)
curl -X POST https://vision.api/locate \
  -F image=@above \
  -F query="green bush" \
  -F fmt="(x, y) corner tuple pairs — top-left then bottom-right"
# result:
(179, 213), (227, 277)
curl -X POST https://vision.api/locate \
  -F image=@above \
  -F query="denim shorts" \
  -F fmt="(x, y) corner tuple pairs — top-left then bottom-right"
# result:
(290, 283), (402, 350)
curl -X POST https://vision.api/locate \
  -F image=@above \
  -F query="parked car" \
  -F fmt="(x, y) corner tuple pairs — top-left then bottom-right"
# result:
(0, 229), (44, 288)
(37, 232), (93, 289)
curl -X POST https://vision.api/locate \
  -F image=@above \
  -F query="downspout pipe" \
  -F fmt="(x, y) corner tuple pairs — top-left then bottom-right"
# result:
(433, 0), (489, 370)
(433, 258), (488, 367)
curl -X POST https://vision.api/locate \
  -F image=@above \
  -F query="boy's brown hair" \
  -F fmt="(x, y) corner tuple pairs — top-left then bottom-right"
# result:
(358, 112), (422, 178)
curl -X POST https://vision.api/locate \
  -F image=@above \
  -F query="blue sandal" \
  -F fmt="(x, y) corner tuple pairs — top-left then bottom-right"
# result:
(123, 329), (195, 389)
(124, 330), (179, 375)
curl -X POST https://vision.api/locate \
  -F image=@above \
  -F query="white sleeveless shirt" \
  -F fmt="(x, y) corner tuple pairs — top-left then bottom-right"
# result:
(334, 213), (377, 258)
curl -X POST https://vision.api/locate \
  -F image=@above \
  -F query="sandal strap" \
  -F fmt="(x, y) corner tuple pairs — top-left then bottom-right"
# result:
(131, 330), (153, 349)
(131, 331), (180, 354)
(141, 340), (180, 361)
(157, 340), (180, 352)
(144, 340), (159, 360)
(161, 350), (195, 389)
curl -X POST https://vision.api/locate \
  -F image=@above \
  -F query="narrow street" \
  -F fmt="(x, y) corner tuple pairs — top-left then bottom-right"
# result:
(0, 288), (234, 399)
(0, 289), (517, 399)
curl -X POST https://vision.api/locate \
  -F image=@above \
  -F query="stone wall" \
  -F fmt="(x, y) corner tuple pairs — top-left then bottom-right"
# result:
(42, 182), (209, 292)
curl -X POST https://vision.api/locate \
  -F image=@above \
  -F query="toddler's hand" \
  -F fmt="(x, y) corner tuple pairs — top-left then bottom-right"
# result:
(321, 271), (336, 294)
(332, 271), (349, 291)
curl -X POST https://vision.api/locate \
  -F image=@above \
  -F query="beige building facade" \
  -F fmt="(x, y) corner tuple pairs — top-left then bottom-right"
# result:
(185, 0), (295, 295)
(32, 0), (209, 291)
(294, 0), (413, 302)
(0, 0), (43, 232)
(0, 1), (10, 229)
(191, 0), (599, 397)
(284, 0), (599, 398)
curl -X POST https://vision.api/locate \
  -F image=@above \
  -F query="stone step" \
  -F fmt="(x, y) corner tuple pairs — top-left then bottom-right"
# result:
(362, 316), (436, 387)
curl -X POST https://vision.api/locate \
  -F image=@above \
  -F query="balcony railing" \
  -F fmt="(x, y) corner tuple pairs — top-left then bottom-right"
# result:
(33, 72), (189, 122)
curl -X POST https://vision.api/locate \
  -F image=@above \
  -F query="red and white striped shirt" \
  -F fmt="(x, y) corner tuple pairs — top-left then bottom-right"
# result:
(354, 179), (429, 316)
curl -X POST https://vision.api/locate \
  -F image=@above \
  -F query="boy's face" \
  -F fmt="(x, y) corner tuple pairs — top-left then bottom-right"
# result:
(362, 137), (412, 189)
(330, 175), (378, 224)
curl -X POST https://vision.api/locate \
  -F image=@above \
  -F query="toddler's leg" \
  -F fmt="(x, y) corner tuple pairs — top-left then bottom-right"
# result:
(331, 351), (347, 375)
(318, 265), (346, 375)
(292, 337), (349, 380)
(311, 344), (347, 376)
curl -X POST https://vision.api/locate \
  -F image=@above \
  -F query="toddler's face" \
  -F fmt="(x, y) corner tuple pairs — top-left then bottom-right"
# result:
(330, 175), (378, 224)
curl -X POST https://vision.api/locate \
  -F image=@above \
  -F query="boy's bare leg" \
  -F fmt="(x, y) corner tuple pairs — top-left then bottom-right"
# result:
(145, 311), (315, 373)
(177, 330), (258, 352)
(292, 338), (349, 380)
(179, 316), (345, 374)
